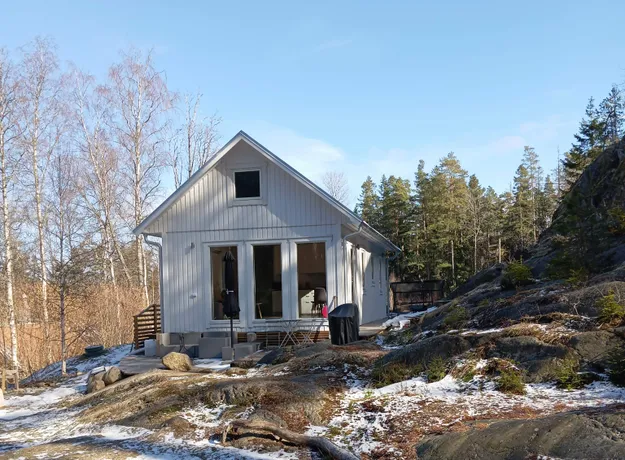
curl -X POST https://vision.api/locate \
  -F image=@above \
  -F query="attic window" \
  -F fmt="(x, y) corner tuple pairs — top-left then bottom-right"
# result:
(234, 170), (261, 199)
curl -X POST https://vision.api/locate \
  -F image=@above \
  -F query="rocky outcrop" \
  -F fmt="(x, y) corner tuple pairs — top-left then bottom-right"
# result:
(569, 330), (624, 371)
(382, 334), (471, 366)
(416, 408), (625, 459)
(450, 264), (505, 299)
(162, 352), (193, 372)
(527, 139), (625, 276)
(486, 336), (570, 382)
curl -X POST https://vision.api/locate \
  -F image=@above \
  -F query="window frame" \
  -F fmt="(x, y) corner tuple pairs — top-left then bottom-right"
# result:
(233, 168), (262, 200)
(294, 239), (330, 320)
(252, 243), (284, 320)
(206, 242), (243, 325)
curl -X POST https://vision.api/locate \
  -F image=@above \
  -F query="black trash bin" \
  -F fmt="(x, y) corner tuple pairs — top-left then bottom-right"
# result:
(328, 303), (360, 345)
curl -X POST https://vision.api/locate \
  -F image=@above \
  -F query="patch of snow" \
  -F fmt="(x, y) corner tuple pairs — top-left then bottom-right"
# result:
(460, 328), (504, 336)
(180, 404), (232, 429)
(305, 425), (328, 436)
(193, 358), (231, 371)
(382, 306), (437, 329)
(327, 370), (625, 456)
(26, 344), (132, 382)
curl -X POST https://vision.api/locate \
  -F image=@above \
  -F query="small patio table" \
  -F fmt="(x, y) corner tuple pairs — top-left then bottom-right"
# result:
(265, 319), (301, 347)
(300, 318), (326, 345)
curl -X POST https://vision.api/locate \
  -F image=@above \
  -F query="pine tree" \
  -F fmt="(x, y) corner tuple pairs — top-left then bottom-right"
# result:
(427, 153), (469, 287)
(467, 175), (485, 274)
(413, 160), (429, 275)
(377, 175), (413, 278)
(537, 175), (558, 233)
(507, 165), (533, 255)
(355, 176), (378, 226)
(599, 84), (624, 144)
(563, 98), (606, 188)
(522, 146), (543, 242)
(483, 186), (504, 264)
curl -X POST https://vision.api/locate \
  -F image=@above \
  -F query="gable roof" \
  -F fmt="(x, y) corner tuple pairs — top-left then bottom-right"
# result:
(134, 130), (399, 253)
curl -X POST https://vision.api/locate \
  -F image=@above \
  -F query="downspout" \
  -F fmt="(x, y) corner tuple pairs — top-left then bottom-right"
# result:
(342, 221), (364, 306)
(145, 234), (164, 333)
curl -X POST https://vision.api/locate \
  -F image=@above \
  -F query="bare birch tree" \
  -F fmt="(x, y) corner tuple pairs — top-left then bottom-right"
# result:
(20, 38), (64, 364)
(47, 147), (87, 374)
(322, 171), (350, 205)
(69, 68), (129, 344)
(105, 49), (174, 305)
(0, 49), (21, 369)
(167, 92), (221, 188)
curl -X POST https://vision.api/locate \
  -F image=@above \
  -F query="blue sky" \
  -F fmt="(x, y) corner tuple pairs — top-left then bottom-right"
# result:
(3, 1), (625, 206)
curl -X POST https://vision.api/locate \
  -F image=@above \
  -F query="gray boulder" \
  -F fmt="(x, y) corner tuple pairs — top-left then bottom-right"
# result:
(382, 334), (471, 366)
(162, 352), (193, 372)
(103, 366), (122, 385)
(569, 330), (624, 371)
(416, 408), (625, 459)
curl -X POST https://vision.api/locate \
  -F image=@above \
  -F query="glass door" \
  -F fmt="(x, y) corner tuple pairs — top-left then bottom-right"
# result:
(210, 246), (239, 320)
(253, 244), (283, 319)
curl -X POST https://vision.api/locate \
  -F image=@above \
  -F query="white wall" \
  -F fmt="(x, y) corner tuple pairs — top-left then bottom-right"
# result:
(144, 141), (341, 235)
(342, 241), (389, 325)
(147, 139), (389, 332)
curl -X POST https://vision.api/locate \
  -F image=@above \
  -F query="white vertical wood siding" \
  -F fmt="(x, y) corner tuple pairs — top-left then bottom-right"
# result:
(145, 139), (389, 332)
(144, 141), (340, 235)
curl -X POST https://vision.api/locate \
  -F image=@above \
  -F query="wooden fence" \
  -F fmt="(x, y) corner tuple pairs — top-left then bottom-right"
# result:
(133, 304), (161, 349)
(390, 280), (445, 311)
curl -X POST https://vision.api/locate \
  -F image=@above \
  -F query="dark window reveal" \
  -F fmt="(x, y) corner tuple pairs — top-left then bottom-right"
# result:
(234, 170), (261, 199)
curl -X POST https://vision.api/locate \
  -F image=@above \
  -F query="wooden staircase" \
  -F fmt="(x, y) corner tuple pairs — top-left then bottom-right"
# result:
(133, 304), (161, 350)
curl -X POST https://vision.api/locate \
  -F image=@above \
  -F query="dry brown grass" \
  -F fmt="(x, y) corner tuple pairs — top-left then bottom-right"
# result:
(501, 322), (575, 344)
(1, 282), (149, 377)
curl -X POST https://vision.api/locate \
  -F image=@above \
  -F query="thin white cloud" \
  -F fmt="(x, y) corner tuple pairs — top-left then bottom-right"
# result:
(245, 115), (571, 206)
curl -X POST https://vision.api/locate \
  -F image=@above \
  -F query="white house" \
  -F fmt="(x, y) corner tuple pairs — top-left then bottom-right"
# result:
(133, 131), (399, 339)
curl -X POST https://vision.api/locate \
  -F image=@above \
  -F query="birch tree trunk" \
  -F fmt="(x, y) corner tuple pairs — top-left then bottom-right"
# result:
(0, 132), (18, 370)
(106, 49), (174, 306)
(21, 38), (60, 365)
(32, 144), (52, 364)
(60, 281), (66, 375)
(0, 50), (19, 370)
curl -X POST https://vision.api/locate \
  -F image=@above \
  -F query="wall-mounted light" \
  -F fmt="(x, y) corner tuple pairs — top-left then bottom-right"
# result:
(190, 242), (196, 250)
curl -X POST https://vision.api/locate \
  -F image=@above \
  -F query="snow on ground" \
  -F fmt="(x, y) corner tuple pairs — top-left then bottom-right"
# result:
(318, 369), (625, 457)
(382, 306), (437, 329)
(1, 347), (295, 459)
(26, 344), (133, 382)
(193, 359), (232, 371)
(460, 327), (504, 335)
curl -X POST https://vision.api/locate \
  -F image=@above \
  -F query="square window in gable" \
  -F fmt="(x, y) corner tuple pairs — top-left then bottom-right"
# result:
(234, 170), (261, 199)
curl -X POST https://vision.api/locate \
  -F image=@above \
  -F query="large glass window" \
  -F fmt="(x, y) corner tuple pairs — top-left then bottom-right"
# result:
(253, 244), (283, 319)
(234, 170), (260, 199)
(297, 242), (327, 318)
(211, 246), (239, 320)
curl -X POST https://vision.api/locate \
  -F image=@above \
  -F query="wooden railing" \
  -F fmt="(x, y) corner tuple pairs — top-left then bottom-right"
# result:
(133, 304), (161, 350)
